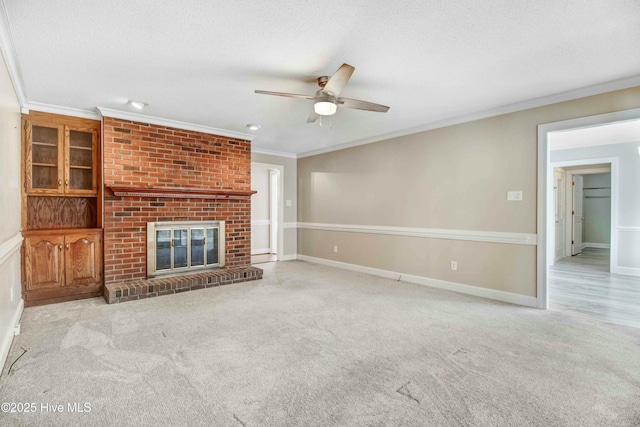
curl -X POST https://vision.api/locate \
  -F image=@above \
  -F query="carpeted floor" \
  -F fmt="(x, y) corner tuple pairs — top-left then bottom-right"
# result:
(1, 260), (639, 426)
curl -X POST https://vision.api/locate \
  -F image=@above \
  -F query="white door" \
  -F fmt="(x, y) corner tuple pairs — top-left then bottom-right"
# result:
(554, 169), (565, 261)
(572, 175), (584, 255)
(251, 167), (272, 255)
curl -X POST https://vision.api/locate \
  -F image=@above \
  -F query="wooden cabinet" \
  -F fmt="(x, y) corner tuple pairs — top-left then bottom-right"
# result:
(23, 230), (102, 304)
(21, 111), (103, 306)
(25, 116), (98, 195)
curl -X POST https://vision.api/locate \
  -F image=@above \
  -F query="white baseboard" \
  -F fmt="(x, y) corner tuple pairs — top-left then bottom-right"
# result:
(279, 254), (298, 261)
(251, 248), (272, 255)
(297, 255), (538, 308)
(616, 266), (640, 277)
(584, 242), (610, 249)
(0, 298), (24, 373)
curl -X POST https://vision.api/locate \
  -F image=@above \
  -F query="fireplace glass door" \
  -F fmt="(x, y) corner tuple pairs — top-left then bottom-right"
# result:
(148, 221), (225, 277)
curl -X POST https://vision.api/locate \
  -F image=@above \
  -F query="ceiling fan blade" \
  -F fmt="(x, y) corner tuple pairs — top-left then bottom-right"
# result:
(337, 97), (390, 113)
(307, 108), (319, 123)
(322, 63), (355, 97)
(255, 90), (314, 100)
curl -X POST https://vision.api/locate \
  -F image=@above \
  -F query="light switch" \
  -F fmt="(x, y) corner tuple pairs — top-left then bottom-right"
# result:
(507, 191), (523, 201)
(286, 200), (292, 207)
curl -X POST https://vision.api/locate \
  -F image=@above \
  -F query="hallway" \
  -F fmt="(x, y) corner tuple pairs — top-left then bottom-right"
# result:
(549, 248), (640, 328)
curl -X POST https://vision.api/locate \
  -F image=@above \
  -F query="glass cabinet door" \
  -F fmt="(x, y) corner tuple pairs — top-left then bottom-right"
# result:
(28, 124), (63, 193)
(66, 127), (96, 194)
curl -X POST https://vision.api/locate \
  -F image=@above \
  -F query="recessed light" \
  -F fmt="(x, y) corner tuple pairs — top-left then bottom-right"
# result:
(246, 124), (260, 131)
(128, 100), (147, 109)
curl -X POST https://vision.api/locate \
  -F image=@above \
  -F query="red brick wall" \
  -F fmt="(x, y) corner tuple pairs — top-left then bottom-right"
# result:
(103, 117), (252, 284)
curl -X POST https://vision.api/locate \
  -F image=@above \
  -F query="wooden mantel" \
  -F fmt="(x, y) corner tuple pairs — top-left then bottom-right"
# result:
(107, 185), (256, 200)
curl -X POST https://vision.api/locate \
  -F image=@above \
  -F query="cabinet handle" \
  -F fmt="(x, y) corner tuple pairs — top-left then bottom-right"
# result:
(65, 243), (70, 250)
(58, 243), (62, 251)
(65, 179), (69, 187)
(58, 179), (62, 186)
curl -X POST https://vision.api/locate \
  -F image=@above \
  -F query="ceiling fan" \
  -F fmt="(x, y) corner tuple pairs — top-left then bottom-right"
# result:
(255, 63), (390, 123)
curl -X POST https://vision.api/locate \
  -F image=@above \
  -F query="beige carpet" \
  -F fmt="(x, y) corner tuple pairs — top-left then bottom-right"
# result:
(1, 261), (639, 426)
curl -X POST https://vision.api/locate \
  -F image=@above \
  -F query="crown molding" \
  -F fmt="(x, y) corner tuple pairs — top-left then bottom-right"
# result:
(25, 101), (101, 120)
(297, 75), (640, 159)
(251, 147), (297, 159)
(97, 107), (255, 141)
(0, 0), (27, 106)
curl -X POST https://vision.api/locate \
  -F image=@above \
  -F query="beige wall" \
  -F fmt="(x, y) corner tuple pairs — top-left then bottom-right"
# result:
(251, 152), (297, 258)
(0, 49), (23, 370)
(298, 86), (640, 298)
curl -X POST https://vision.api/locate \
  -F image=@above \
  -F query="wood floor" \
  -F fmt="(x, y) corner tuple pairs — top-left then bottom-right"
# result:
(549, 247), (640, 328)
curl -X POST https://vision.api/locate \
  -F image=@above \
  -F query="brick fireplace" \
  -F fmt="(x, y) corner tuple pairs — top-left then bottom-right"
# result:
(101, 116), (261, 303)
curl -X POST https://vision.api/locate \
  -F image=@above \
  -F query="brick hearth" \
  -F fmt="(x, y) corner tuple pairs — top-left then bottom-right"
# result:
(104, 266), (263, 304)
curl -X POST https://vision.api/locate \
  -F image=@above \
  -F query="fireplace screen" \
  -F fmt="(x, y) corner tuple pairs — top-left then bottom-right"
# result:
(147, 221), (225, 278)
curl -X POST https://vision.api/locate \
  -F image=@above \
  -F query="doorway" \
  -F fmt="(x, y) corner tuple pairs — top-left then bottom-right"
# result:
(551, 164), (612, 264)
(251, 162), (284, 264)
(538, 108), (640, 328)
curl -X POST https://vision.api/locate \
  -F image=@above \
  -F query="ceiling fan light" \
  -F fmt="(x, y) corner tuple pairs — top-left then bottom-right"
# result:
(314, 101), (337, 116)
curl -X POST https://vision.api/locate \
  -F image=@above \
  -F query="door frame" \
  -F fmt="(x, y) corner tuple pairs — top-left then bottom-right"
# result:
(537, 107), (640, 309)
(563, 166), (612, 258)
(552, 168), (566, 263)
(251, 162), (284, 261)
(550, 159), (616, 267)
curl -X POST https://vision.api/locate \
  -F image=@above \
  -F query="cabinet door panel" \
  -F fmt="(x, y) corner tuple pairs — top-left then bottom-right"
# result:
(66, 127), (98, 195)
(65, 232), (102, 287)
(24, 236), (65, 290)
(25, 122), (64, 194)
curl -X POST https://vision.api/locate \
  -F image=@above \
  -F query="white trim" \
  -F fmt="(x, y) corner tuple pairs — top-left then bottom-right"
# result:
(298, 255), (538, 308)
(618, 226), (640, 232)
(0, 233), (23, 265)
(283, 222), (297, 229)
(0, 0), (27, 106)
(583, 242), (610, 249)
(538, 108), (640, 309)
(296, 222), (537, 246)
(0, 298), (24, 374)
(24, 102), (101, 120)
(279, 254), (298, 261)
(251, 219), (271, 226)
(97, 107), (255, 141)
(252, 162), (284, 262)
(297, 78), (640, 159)
(252, 147), (297, 159)
(251, 248), (272, 255)
(616, 266), (640, 277)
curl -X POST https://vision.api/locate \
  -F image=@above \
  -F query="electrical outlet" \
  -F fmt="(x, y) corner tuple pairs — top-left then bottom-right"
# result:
(286, 199), (292, 207)
(333, 245), (338, 253)
(450, 261), (458, 271)
(10, 287), (14, 302)
(507, 191), (523, 201)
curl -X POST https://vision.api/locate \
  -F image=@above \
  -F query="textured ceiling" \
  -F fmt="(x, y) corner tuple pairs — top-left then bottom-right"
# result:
(3, 0), (640, 155)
